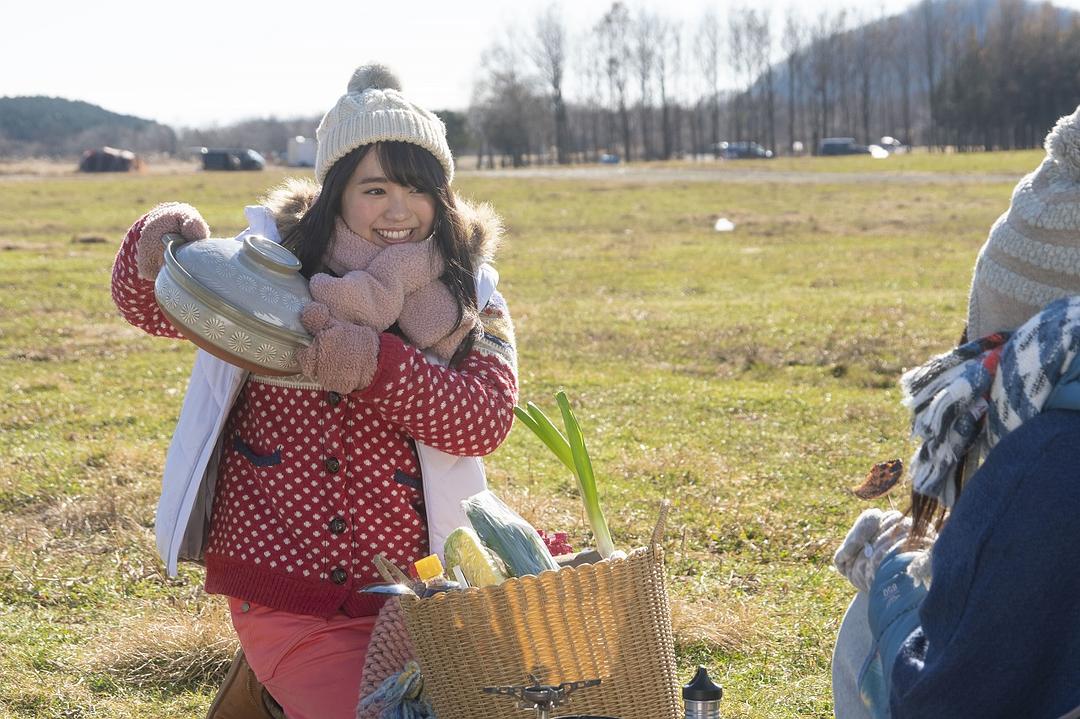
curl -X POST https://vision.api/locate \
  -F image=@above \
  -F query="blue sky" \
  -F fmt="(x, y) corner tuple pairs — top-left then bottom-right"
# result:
(7, 0), (1080, 127)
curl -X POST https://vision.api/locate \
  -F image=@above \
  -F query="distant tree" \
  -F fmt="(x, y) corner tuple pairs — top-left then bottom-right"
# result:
(577, 29), (607, 161)
(886, 14), (915, 145)
(632, 9), (658, 160)
(746, 8), (776, 152)
(807, 9), (846, 151)
(696, 9), (723, 153)
(727, 9), (748, 142)
(470, 42), (544, 167)
(532, 6), (570, 164)
(655, 18), (680, 159)
(598, 2), (633, 161)
(782, 9), (805, 154)
(852, 15), (880, 145)
(435, 110), (472, 155)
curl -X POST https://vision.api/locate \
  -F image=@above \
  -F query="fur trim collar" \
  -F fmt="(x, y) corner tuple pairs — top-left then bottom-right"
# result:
(260, 177), (503, 265)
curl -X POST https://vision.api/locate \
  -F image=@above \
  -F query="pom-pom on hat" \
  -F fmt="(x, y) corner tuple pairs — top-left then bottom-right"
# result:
(967, 104), (1080, 338)
(315, 63), (454, 184)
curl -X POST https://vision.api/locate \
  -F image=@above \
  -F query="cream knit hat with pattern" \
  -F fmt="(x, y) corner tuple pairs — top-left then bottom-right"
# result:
(315, 64), (454, 184)
(967, 105), (1080, 338)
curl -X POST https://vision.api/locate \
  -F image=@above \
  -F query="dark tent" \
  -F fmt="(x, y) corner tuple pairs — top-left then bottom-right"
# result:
(78, 146), (142, 172)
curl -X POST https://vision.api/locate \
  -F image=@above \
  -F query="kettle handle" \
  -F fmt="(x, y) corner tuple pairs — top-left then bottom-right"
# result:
(160, 232), (185, 250)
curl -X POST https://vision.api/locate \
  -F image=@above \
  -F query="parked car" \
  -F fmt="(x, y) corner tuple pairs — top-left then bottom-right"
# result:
(818, 137), (870, 156)
(878, 136), (908, 154)
(201, 148), (266, 171)
(716, 141), (774, 159)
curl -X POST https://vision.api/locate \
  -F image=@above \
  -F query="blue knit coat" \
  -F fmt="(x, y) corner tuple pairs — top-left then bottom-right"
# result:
(888, 409), (1080, 718)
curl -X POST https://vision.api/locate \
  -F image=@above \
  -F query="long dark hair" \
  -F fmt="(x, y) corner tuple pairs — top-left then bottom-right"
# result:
(282, 142), (477, 362)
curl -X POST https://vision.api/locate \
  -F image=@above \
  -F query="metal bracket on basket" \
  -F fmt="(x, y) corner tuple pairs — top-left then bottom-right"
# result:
(482, 675), (602, 719)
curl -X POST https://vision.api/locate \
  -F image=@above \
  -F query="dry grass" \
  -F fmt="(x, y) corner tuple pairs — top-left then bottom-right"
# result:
(0, 157), (1024, 717)
(83, 603), (238, 690)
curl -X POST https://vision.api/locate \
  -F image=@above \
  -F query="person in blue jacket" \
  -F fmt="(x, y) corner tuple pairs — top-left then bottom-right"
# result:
(832, 105), (1080, 719)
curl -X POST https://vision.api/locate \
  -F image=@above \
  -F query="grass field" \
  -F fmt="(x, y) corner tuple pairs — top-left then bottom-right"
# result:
(0, 150), (1043, 718)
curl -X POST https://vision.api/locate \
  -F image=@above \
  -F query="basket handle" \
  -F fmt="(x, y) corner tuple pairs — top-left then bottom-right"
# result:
(650, 499), (671, 549)
(374, 553), (413, 585)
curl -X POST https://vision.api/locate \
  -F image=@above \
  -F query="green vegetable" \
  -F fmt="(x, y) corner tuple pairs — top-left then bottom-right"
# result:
(513, 392), (616, 559)
(443, 526), (509, 587)
(463, 491), (560, 577)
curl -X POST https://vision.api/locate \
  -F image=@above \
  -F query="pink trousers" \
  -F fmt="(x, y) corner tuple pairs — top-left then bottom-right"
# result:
(228, 597), (377, 719)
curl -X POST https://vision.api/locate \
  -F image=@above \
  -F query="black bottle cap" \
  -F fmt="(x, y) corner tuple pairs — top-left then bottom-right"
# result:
(682, 665), (723, 702)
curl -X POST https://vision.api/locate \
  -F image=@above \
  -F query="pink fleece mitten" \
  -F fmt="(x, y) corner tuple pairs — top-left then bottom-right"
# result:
(397, 280), (480, 360)
(297, 303), (380, 394)
(308, 239), (444, 331)
(136, 202), (210, 280)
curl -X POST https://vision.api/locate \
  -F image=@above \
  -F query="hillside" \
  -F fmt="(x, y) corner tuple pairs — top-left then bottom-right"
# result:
(0, 96), (176, 158)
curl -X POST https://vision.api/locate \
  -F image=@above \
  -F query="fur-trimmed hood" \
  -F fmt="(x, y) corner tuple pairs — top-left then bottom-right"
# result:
(260, 177), (503, 266)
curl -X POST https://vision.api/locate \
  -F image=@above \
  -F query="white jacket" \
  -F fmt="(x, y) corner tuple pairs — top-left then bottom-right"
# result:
(155, 205), (495, 576)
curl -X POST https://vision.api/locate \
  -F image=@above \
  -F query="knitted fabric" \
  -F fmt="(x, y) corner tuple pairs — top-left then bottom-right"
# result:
(316, 64), (454, 184)
(314, 217), (479, 362)
(900, 296), (1080, 506)
(967, 104), (1080, 338)
(357, 598), (417, 719)
(134, 202), (209, 280)
(310, 237), (444, 333)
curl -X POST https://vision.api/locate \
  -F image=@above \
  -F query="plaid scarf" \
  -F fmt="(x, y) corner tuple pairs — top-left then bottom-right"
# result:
(900, 296), (1080, 506)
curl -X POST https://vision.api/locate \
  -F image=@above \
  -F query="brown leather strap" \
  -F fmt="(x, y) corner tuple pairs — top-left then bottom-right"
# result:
(205, 650), (281, 719)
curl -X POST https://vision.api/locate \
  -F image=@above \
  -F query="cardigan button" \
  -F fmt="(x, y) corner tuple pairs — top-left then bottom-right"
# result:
(327, 391), (342, 407)
(329, 517), (347, 535)
(330, 567), (348, 585)
(324, 456), (341, 473)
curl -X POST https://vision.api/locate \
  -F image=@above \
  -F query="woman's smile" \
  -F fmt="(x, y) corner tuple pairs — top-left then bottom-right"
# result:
(374, 227), (420, 244)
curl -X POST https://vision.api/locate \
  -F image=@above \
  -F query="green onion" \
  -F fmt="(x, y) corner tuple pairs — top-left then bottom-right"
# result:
(513, 403), (574, 471)
(514, 393), (616, 559)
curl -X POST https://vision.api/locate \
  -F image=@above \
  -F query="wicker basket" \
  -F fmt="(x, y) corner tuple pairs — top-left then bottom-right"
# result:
(399, 506), (679, 719)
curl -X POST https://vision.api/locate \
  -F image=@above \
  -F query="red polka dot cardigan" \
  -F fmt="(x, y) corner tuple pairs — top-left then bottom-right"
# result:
(112, 207), (518, 617)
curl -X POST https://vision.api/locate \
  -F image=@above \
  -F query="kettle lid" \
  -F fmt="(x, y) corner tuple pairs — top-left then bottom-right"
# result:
(682, 665), (723, 702)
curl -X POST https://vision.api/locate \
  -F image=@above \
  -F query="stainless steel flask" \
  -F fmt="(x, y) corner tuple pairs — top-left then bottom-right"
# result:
(682, 665), (723, 719)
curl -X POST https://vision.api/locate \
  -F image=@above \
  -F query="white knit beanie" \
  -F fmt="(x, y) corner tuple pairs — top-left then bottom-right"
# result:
(315, 64), (454, 184)
(967, 105), (1080, 338)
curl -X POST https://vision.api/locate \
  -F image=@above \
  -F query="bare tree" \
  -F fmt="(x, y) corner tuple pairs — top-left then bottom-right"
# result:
(806, 8), (846, 151)
(655, 18), (680, 159)
(598, 2), (633, 161)
(696, 9), (723, 154)
(576, 27), (607, 161)
(533, 6), (570, 164)
(782, 7), (806, 153)
(852, 14), (880, 145)
(633, 9), (658, 160)
(470, 41), (544, 167)
(918, 0), (941, 148)
(745, 8), (776, 152)
(728, 9), (748, 142)
(886, 13), (915, 145)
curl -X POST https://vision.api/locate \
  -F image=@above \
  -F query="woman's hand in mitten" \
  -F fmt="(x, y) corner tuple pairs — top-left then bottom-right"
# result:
(428, 313), (478, 361)
(308, 239), (444, 330)
(136, 202), (210, 280)
(297, 302), (380, 394)
(397, 280), (478, 360)
(834, 509), (935, 593)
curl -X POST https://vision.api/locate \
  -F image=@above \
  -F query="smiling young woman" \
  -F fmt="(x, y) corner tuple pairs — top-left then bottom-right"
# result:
(110, 63), (518, 719)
